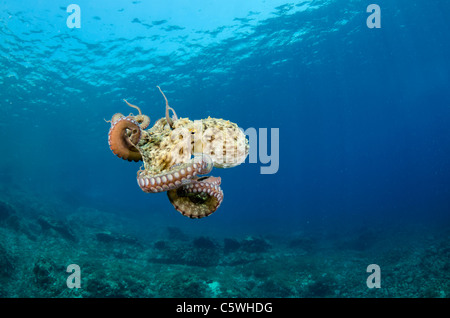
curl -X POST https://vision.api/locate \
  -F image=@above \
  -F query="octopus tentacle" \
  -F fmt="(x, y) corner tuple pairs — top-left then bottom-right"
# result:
(134, 114), (151, 130)
(108, 86), (249, 219)
(167, 176), (223, 219)
(108, 117), (143, 162)
(123, 99), (151, 129)
(136, 153), (213, 193)
(123, 99), (142, 115)
(157, 86), (178, 129)
(111, 113), (124, 123)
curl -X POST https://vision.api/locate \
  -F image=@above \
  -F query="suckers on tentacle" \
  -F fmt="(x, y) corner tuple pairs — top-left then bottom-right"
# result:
(167, 176), (223, 219)
(122, 99), (151, 129)
(108, 117), (142, 162)
(107, 87), (248, 219)
(136, 153), (213, 193)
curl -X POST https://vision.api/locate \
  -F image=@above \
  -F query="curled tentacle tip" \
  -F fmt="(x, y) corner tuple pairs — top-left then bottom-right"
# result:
(123, 99), (143, 116)
(108, 117), (143, 162)
(168, 106), (178, 121)
(167, 176), (223, 218)
(122, 99), (150, 129)
(135, 114), (151, 130)
(111, 113), (124, 123)
(157, 86), (177, 130)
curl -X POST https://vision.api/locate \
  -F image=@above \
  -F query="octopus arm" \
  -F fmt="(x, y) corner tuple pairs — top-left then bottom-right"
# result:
(108, 117), (142, 162)
(136, 153), (213, 193)
(167, 176), (223, 218)
(107, 87), (248, 219)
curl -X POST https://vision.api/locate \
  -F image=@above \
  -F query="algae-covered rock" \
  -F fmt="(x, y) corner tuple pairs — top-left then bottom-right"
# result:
(0, 243), (14, 279)
(37, 215), (77, 242)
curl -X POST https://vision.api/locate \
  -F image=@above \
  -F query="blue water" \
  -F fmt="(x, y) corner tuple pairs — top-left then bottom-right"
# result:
(0, 0), (449, 298)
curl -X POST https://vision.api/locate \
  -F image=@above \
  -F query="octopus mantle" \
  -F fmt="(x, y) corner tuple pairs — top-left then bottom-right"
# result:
(107, 88), (249, 218)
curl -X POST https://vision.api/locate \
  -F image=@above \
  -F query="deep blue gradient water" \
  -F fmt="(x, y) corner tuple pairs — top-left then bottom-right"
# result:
(0, 0), (449, 298)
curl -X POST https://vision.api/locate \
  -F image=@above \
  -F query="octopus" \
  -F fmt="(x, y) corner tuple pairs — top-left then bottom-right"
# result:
(107, 86), (249, 218)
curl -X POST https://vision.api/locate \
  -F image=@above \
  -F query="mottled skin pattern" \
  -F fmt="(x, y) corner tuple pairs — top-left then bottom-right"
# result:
(107, 87), (249, 218)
